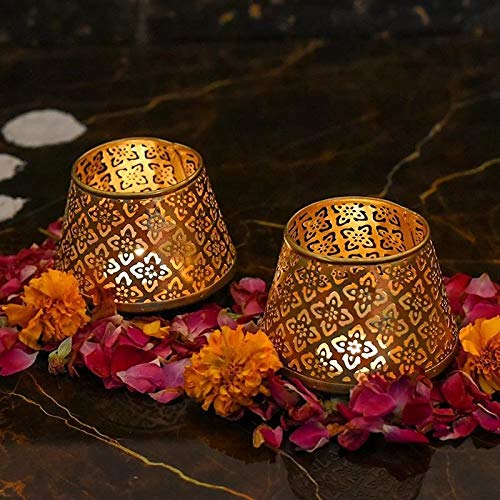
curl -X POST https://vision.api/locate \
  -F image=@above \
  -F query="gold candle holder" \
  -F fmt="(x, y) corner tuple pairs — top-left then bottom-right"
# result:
(263, 197), (457, 393)
(56, 137), (236, 313)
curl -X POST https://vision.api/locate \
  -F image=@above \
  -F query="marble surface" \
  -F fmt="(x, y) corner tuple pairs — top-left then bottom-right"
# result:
(0, 0), (499, 46)
(0, 36), (499, 499)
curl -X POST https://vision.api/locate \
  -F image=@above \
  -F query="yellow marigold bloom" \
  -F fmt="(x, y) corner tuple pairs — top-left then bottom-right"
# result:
(459, 315), (500, 394)
(184, 326), (282, 417)
(3, 269), (89, 350)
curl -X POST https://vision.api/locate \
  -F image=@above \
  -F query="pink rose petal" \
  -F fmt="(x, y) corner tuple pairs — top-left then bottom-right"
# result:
(474, 401), (500, 433)
(80, 342), (110, 379)
(436, 416), (478, 440)
(171, 304), (221, 340)
(465, 273), (497, 298)
(382, 425), (429, 444)
(351, 387), (396, 418)
(117, 361), (164, 393)
(230, 277), (267, 315)
(338, 429), (370, 451)
(0, 347), (37, 376)
(253, 424), (283, 449)
(289, 422), (330, 452)
(150, 387), (184, 404)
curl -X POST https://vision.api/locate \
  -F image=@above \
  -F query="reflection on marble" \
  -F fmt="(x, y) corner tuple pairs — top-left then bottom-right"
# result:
(0, 37), (499, 498)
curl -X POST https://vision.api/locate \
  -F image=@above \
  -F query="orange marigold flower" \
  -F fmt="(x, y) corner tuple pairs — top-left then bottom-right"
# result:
(184, 326), (282, 417)
(3, 269), (89, 350)
(459, 315), (500, 394)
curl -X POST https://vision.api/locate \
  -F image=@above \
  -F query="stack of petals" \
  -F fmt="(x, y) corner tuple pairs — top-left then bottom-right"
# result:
(445, 273), (500, 325)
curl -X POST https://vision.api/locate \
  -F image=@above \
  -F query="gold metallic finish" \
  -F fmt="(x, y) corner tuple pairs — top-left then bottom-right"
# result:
(263, 197), (457, 393)
(56, 137), (236, 313)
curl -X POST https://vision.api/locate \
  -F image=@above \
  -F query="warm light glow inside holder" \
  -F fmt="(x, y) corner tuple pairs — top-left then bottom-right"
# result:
(56, 137), (236, 313)
(263, 197), (457, 394)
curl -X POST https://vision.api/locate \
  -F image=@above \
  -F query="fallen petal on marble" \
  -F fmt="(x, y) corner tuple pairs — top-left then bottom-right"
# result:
(253, 424), (283, 449)
(0, 346), (37, 376)
(2, 109), (86, 147)
(289, 422), (330, 452)
(0, 153), (25, 182)
(0, 195), (27, 223)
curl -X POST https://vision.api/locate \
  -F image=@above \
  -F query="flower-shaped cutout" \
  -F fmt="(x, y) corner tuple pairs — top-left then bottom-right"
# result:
(160, 228), (196, 269)
(341, 225), (375, 252)
(343, 272), (387, 318)
(417, 308), (443, 354)
(286, 310), (321, 354)
(116, 163), (154, 190)
(331, 325), (378, 371)
(399, 279), (432, 326)
(311, 291), (354, 336)
(108, 224), (148, 264)
(294, 264), (331, 302)
(88, 199), (125, 237)
(130, 252), (171, 292)
(333, 202), (368, 226)
(389, 333), (427, 375)
(316, 342), (343, 377)
(136, 205), (176, 243)
(383, 264), (416, 295)
(365, 303), (409, 348)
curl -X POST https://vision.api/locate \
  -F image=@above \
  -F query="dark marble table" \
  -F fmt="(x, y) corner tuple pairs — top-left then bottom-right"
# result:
(0, 36), (499, 499)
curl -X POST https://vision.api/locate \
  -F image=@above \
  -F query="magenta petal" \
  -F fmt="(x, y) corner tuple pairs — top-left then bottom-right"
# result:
(465, 273), (497, 298)
(268, 375), (301, 408)
(382, 425), (429, 444)
(474, 401), (500, 433)
(80, 341), (110, 379)
(440, 372), (474, 411)
(444, 273), (471, 314)
(1, 278), (23, 297)
(401, 400), (433, 426)
(289, 422), (330, 452)
(0, 348), (37, 376)
(338, 429), (370, 451)
(162, 358), (190, 388)
(150, 387), (184, 404)
(352, 388), (396, 418)
(217, 309), (238, 329)
(125, 326), (151, 347)
(230, 278), (267, 315)
(171, 304), (221, 340)
(117, 361), (164, 393)
(437, 415), (478, 440)
(466, 302), (500, 324)
(253, 424), (283, 448)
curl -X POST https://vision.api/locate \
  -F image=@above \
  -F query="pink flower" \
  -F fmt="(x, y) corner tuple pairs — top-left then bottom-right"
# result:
(230, 278), (267, 316)
(0, 326), (37, 376)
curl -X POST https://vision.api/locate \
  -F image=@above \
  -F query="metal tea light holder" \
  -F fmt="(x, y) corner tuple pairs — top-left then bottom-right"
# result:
(56, 137), (236, 313)
(263, 197), (457, 393)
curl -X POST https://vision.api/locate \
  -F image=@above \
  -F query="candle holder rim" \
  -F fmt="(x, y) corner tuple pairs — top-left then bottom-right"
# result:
(71, 137), (204, 200)
(283, 195), (431, 266)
